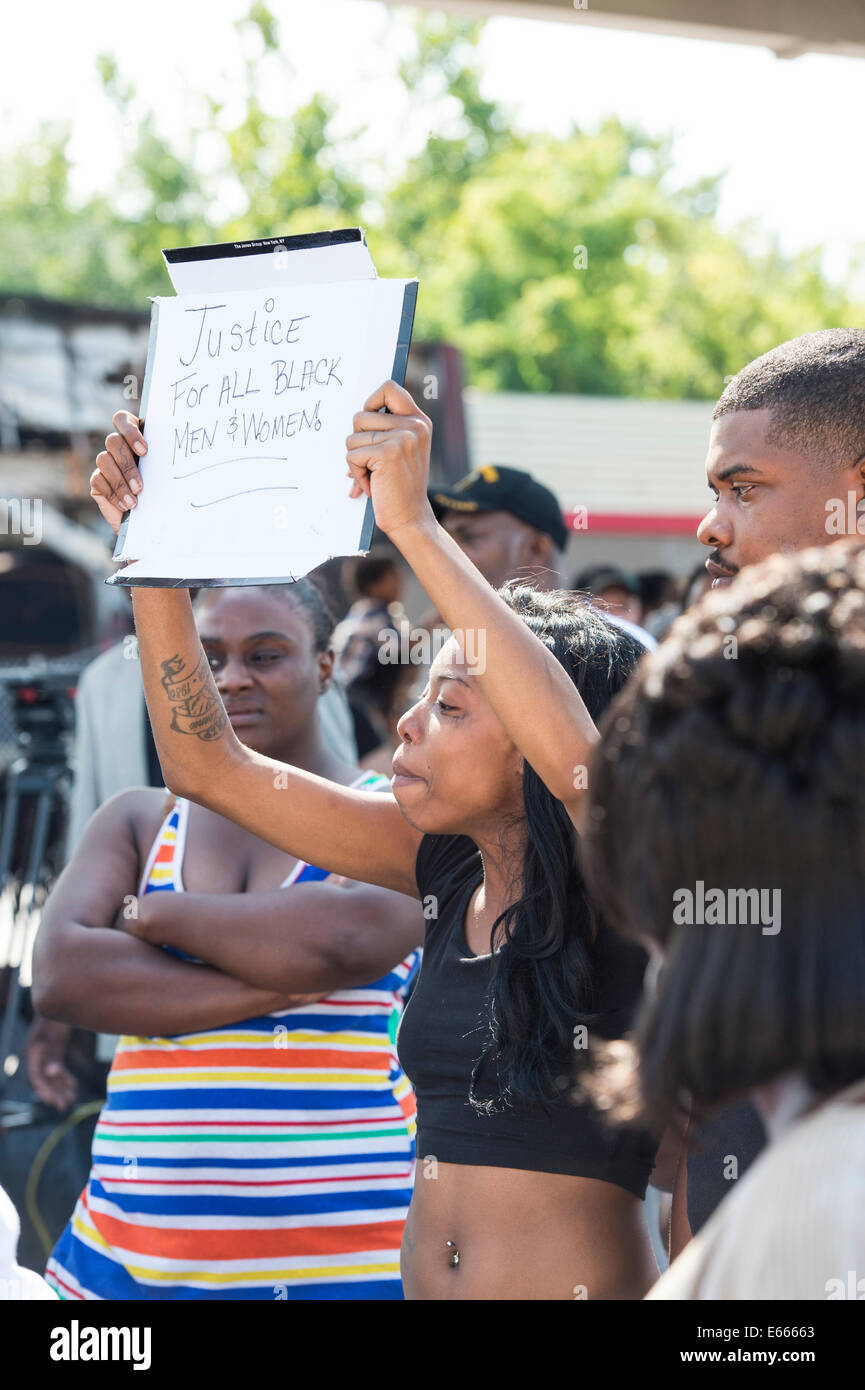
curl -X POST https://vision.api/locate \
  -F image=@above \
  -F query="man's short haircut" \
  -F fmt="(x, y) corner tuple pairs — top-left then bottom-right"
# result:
(713, 328), (865, 472)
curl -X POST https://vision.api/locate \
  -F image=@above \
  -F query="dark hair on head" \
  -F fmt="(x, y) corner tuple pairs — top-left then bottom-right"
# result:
(571, 564), (608, 593)
(572, 565), (640, 599)
(472, 585), (648, 1112)
(582, 539), (865, 1134)
(353, 553), (399, 598)
(193, 579), (335, 651)
(273, 579), (336, 650)
(713, 329), (865, 473)
(638, 570), (678, 610)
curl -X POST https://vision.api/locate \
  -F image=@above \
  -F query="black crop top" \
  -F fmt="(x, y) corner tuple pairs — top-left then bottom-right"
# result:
(396, 833), (658, 1197)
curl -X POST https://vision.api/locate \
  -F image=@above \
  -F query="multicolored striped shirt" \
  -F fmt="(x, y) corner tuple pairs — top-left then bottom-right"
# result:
(46, 775), (420, 1300)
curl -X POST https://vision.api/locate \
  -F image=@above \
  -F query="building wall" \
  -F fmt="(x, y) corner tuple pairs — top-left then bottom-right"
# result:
(463, 386), (713, 576)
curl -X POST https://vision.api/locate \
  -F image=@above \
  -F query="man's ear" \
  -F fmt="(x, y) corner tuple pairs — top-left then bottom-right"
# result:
(317, 646), (335, 694)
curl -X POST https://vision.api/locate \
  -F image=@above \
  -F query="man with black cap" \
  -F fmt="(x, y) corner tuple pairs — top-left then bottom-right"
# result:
(429, 465), (569, 591)
(429, 466), (656, 649)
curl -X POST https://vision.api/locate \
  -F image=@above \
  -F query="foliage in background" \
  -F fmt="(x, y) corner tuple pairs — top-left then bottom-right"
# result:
(0, 3), (861, 398)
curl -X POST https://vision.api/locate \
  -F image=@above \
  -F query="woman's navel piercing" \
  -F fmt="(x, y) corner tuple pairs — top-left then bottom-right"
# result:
(445, 1239), (460, 1267)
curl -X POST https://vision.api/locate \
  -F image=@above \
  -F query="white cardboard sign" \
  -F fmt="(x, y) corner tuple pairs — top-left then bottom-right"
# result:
(110, 275), (416, 586)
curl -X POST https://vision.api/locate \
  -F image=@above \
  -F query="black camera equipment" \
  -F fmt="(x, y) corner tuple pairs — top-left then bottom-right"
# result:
(0, 662), (80, 1130)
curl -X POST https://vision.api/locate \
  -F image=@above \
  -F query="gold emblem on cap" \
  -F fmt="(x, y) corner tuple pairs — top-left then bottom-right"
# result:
(453, 466), (499, 492)
(432, 493), (478, 511)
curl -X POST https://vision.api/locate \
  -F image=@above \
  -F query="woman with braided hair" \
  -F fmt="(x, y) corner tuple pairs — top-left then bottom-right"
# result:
(582, 539), (865, 1299)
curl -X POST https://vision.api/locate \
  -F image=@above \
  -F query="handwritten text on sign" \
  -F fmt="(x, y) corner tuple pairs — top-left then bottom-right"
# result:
(114, 277), (414, 582)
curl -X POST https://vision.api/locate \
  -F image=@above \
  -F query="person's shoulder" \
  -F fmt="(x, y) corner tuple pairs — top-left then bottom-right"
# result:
(652, 1091), (865, 1299)
(93, 785), (171, 822)
(764, 1084), (865, 1182)
(714, 1093), (865, 1221)
(91, 786), (176, 845)
(70, 787), (174, 867)
(602, 612), (657, 651)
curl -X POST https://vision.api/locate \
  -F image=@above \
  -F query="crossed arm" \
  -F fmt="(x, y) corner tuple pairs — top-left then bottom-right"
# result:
(127, 876), (424, 991)
(32, 791), (423, 1037)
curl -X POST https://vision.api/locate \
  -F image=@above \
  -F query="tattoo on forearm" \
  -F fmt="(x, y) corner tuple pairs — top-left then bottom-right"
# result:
(160, 651), (228, 742)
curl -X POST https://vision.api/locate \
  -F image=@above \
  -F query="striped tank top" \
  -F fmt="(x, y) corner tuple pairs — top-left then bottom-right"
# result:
(46, 775), (420, 1301)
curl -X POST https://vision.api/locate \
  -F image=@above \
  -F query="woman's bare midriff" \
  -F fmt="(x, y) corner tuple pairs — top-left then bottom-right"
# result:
(401, 1161), (658, 1301)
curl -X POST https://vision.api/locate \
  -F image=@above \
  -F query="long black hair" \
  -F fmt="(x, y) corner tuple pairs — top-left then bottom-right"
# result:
(470, 585), (647, 1112)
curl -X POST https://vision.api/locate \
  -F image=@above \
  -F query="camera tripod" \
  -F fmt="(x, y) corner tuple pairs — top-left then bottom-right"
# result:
(0, 675), (74, 1133)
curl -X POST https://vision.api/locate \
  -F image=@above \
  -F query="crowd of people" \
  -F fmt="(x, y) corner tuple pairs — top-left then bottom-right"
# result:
(8, 326), (865, 1302)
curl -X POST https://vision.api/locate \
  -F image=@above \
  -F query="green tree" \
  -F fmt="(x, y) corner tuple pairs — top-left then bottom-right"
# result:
(0, 5), (365, 305)
(387, 101), (862, 396)
(384, 12), (515, 259)
(0, 5), (861, 397)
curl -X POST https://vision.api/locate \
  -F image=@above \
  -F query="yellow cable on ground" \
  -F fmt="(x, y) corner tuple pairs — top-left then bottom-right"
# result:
(24, 1101), (103, 1256)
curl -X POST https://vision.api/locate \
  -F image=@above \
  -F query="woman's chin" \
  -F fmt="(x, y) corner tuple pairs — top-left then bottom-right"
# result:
(392, 773), (422, 801)
(392, 784), (467, 840)
(391, 776), (435, 829)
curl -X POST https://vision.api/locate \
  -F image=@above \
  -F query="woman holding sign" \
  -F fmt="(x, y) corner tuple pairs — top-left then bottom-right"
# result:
(91, 382), (660, 1301)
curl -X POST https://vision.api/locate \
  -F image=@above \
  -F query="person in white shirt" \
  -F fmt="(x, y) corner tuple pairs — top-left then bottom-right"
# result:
(0, 1184), (57, 1300)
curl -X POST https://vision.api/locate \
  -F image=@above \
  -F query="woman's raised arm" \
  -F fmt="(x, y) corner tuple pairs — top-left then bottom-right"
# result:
(89, 416), (422, 896)
(32, 792), (333, 1035)
(346, 381), (600, 827)
(132, 586), (420, 891)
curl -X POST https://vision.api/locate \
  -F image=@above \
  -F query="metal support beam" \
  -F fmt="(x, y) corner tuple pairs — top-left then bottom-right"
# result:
(381, 0), (865, 60)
